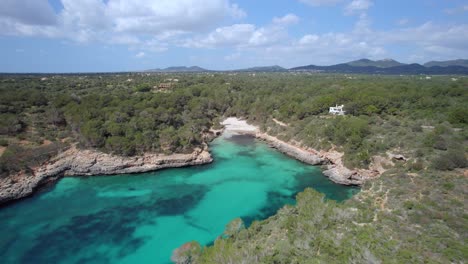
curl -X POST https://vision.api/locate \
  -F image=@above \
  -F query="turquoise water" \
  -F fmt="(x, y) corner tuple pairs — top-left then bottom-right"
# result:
(0, 135), (358, 264)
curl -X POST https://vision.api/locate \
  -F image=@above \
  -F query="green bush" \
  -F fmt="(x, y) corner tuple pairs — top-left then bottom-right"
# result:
(0, 139), (8, 147)
(0, 114), (24, 135)
(408, 159), (424, 171)
(171, 241), (202, 264)
(433, 136), (448, 150)
(433, 150), (467, 170)
(448, 106), (468, 124)
(135, 83), (152, 92)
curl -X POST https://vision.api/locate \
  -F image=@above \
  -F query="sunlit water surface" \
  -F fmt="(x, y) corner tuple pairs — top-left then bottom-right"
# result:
(0, 134), (358, 264)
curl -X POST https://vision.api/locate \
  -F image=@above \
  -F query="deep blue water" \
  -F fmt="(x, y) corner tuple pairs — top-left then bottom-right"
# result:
(0, 134), (358, 263)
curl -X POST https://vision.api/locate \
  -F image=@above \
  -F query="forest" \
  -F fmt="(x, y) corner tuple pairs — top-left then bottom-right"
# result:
(0, 73), (466, 176)
(0, 73), (466, 263)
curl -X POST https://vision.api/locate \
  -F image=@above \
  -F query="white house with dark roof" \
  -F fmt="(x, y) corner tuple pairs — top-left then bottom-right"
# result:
(329, 105), (345, 115)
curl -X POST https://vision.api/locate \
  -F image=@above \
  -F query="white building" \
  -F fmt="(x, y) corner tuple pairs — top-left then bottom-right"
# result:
(329, 105), (346, 115)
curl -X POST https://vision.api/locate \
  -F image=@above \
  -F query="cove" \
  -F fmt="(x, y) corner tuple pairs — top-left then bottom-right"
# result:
(0, 134), (358, 264)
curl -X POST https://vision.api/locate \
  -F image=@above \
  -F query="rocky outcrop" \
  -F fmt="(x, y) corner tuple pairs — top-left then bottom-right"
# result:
(221, 117), (381, 186)
(0, 145), (212, 205)
(256, 133), (379, 185)
(256, 133), (325, 165)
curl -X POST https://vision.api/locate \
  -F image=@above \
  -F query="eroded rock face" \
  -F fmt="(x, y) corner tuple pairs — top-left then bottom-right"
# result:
(220, 117), (382, 186)
(255, 132), (379, 186)
(0, 146), (213, 205)
(256, 133), (325, 166)
(322, 166), (379, 186)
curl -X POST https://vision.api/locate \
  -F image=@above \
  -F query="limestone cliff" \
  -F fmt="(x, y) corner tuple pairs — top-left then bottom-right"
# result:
(0, 145), (212, 205)
(221, 117), (380, 186)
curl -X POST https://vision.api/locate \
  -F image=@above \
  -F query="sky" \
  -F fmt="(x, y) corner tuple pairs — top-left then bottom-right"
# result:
(0, 0), (467, 72)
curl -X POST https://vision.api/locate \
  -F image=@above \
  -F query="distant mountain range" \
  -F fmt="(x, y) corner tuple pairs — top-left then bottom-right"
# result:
(423, 59), (468, 68)
(291, 59), (468, 74)
(145, 59), (468, 74)
(145, 66), (209, 72)
(233, 65), (287, 72)
(346, 58), (405, 68)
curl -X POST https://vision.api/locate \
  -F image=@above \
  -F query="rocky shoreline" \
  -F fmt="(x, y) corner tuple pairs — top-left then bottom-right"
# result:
(0, 145), (212, 206)
(221, 117), (380, 186)
(0, 117), (382, 206)
(256, 132), (378, 185)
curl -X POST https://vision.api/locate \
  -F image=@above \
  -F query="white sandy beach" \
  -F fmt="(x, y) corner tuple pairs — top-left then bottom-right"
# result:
(220, 117), (258, 135)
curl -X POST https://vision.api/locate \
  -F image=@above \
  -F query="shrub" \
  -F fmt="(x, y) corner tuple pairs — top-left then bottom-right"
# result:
(433, 136), (448, 150)
(448, 106), (468, 124)
(223, 218), (245, 238)
(171, 241), (201, 264)
(408, 160), (424, 171)
(0, 139), (8, 147)
(404, 200), (415, 210)
(0, 114), (24, 135)
(432, 150), (467, 170)
(135, 83), (152, 92)
(415, 149), (424, 158)
(411, 124), (423, 132)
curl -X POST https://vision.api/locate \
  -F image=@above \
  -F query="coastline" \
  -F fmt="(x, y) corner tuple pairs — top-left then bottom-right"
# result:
(0, 145), (212, 206)
(0, 116), (381, 206)
(221, 117), (380, 186)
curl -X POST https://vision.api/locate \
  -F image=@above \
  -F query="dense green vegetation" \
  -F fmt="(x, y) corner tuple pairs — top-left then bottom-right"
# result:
(0, 73), (466, 263)
(186, 169), (467, 263)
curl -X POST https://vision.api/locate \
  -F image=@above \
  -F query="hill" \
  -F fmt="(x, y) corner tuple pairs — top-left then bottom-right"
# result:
(291, 62), (468, 74)
(347, 58), (405, 68)
(424, 59), (468, 68)
(233, 65), (287, 72)
(145, 66), (209, 73)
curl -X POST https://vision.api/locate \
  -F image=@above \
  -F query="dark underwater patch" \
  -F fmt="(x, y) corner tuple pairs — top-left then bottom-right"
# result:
(237, 150), (255, 157)
(225, 134), (255, 145)
(293, 171), (317, 193)
(183, 215), (212, 234)
(21, 204), (150, 264)
(155, 191), (206, 216)
(292, 171), (360, 201)
(241, 191), (295, 227)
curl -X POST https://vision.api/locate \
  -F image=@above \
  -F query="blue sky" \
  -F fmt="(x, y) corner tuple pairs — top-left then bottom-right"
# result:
(0, 0), (467, 72)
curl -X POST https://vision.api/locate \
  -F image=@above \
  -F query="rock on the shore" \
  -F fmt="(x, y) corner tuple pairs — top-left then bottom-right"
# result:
(322, 166), (380, 186)
(0, 146), (213, 205)
(258, 133), (379, 185)
(220, 117), (381, 186)
(256, 133), (325, 165)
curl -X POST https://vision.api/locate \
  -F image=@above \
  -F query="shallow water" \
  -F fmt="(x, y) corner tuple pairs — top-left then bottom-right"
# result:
(0, 134), (358, 264)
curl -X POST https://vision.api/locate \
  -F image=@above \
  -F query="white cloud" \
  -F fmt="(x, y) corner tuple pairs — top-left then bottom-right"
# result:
(375, 22), (468, 52)
(135, 51), (145, 58)
(286, 20), (468, 65)
(106, 0), (245, 35)
(293, 32), (386, 62)
(397, 18), (409, 26)
(299, 0), (342, 6)
(228, 3), (247, 19)
(273, 14), (300, 26)
(345, 0), (373, 15)
(0, 0), (467, 67)
(0, 0), (247, 45)
(299, 34), (319, 45)
(224, 52), (241, 61)
(444, 5), (468, 15)
(229, 14), (468, 67)
(188, 24), (255, 48)
(183, 14), (297, 49)
(0, 0), (57, 25)
(0, 0), (60, 38)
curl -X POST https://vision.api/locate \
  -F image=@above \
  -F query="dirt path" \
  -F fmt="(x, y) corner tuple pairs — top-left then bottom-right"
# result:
(272, 118), (288, 127)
